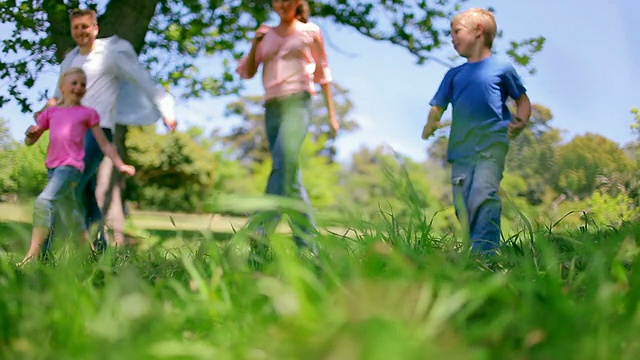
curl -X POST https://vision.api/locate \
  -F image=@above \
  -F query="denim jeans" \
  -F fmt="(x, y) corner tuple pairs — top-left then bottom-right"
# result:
(42, 128), (112, 255)
(78, 128), (113, 229)
(33, 166), (83, 238)
(255, 91), (317, 249)
(450, 143), (508, 254)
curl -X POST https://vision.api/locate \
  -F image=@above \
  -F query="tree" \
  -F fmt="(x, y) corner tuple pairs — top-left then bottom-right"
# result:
(0, 1), (544, 112)
(0, 118), (18, 196)
(555, 133), (634, 199)
(221, 82), (359, 165)
(505, 104), (562, 204)
(124, 125), (217, 212)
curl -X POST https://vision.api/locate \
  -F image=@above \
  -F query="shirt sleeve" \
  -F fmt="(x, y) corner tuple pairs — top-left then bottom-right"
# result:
(500, 64), (527, 100)
(310, 25), (332, 84)
(110, 38), (175, 121)
(36, 107), (51, 130)
(429, 69), (455, 110)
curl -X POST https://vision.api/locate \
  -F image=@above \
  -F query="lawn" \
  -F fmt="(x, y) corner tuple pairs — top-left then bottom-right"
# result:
(1, 200), (640, 359)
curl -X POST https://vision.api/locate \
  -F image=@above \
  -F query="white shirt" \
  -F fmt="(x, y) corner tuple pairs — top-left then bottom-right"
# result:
(55, 36), (175, 130)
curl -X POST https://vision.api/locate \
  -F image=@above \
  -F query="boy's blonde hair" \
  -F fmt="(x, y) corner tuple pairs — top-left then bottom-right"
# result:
(451, 8), (497, 49)
(57, 67), (87, 105)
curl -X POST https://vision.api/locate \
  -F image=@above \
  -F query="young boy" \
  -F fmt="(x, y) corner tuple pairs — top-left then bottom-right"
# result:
(422, 8), (531, 254)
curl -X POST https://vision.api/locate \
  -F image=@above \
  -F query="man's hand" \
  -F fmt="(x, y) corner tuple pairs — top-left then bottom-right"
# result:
(164, 118), (177, 132)
(422, 121), (439, 140)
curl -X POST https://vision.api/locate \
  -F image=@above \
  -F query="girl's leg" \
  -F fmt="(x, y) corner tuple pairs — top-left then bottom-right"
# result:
(21, 167), (81, 264)
(267, 93), (317, 248)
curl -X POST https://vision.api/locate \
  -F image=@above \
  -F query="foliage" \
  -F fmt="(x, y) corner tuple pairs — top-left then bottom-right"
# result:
(0, 0), (544, 112)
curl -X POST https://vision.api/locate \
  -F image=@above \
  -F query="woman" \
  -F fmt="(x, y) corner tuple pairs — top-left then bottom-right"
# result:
(237, 0), (339, 257)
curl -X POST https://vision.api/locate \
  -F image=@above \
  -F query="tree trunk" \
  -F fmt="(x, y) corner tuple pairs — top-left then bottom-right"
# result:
(98, 0), (160, 54)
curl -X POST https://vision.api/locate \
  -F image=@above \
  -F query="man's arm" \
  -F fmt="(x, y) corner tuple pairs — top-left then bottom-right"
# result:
(110, 38), (177, 131)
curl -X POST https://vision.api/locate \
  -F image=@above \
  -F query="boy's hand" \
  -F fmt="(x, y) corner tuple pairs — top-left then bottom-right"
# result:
(118, 164), (136, 177)
(508, 117), (527, 139)
(421, 121), (439, 140)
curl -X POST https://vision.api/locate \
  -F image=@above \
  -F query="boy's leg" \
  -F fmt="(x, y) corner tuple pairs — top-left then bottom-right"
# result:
(451, 158), (474, 244)
(466, 145), (508, 254)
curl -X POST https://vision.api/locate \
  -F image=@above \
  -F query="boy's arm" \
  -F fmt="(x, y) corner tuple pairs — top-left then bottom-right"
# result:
(422, 106), (445, 140)
(508, 93), (531, 139)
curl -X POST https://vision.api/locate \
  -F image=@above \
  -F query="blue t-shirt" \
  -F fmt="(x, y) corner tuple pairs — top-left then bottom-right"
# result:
(430, 56), (526, 161)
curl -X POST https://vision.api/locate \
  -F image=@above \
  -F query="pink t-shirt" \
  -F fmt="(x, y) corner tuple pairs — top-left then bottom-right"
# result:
(237, 22), (332, 101)
(37, 106), (100, 172)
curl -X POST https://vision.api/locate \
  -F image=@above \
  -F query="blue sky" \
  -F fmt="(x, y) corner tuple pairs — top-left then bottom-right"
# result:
(2, 0), (639, 164)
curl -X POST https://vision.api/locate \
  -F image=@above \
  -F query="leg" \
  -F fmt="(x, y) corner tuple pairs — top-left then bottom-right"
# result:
(466, 145), (508, 254)
(269, 93), (316, 249)
(22, 167), (82, 264)
(78, 128), (113, 250)
(451, 158), (475, 244)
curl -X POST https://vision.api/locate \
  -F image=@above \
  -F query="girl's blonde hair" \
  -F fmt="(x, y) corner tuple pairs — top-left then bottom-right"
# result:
(57, 67), (86, 105)
(451, 8), (497, 49)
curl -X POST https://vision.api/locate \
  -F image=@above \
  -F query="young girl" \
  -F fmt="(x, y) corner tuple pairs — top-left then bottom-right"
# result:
(236, 0), (339, 256)
(18, 67), (135, 265)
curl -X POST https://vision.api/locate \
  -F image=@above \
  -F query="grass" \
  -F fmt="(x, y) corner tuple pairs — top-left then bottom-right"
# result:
(1, 193), (640, 359)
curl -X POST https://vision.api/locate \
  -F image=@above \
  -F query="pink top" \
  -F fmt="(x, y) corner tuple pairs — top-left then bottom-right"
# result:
(237, 22), (332, 101)
(37, 106), (100, 172)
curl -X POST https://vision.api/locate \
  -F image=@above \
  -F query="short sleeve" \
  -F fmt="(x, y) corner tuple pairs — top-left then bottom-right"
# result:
(500, 64), (527, 100)
(36, 107), (52, 130)
(429, 69), (455, 109)
(87, 108), (100, 127)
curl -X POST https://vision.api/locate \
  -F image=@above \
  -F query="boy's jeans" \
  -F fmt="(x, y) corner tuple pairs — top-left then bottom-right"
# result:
(450, 143), (508, 254)
(33, 166), (84, 238)
(254, 91), (317, 250)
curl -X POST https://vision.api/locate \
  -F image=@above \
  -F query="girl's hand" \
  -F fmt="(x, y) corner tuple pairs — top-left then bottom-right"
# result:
(329, 113), (340, 138)
(253, 25), (270, 44)
(24, 125), (42, 145)
(118, 164), (136, 177)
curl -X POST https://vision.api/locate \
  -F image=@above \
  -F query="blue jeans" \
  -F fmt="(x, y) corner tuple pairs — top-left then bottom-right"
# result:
(78, 128), (113, 230)
(256, 91), (317, 249)
(450, 144), (508, 254)
(42, 128), (112, 255)
(33, 166), (83, 237)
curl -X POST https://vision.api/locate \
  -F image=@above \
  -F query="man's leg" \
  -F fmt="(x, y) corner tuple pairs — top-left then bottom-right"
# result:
(96, 124), (128, 246)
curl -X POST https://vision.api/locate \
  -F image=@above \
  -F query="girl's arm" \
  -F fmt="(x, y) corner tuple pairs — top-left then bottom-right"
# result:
(24, 125), (45, 146)
(90, 125), (136, 176)
(237, 25), (269, 79)
(312, 30), (339, 136)
(320, 83), (339, 136)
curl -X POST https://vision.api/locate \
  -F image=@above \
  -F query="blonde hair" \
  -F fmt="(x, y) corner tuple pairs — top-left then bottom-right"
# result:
(57, 67), (86, 105)
(451, 8), (497, 49)
(69, 8), (98, 25)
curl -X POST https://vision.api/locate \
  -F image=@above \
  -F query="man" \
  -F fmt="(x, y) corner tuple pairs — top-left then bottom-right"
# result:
(40, 8), (177, 253)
